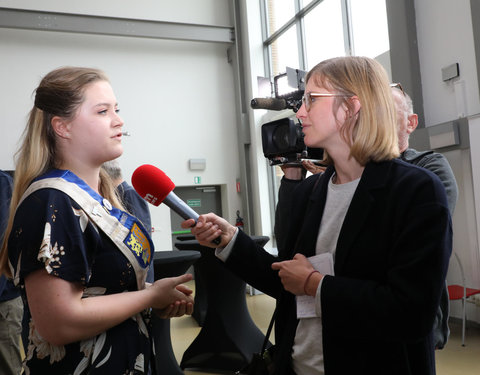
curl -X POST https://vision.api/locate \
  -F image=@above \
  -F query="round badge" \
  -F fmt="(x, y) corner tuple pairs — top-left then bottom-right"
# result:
(103, 199), (112, 211)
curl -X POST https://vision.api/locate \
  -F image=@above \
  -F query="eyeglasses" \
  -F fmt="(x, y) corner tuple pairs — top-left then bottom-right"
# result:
(301, 92), (350, 112)
(390, 82), (405, 96)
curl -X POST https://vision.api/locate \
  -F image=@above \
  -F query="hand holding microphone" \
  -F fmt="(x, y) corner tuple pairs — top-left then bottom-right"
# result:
(131, 164), (221, 245)
(181, 213), (237, 249)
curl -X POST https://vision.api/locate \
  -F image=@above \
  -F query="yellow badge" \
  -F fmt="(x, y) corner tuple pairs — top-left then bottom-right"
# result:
(124, 223), (152, 267)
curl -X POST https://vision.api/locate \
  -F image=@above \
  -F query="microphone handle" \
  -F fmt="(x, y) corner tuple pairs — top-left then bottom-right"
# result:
(165, 193), (221, 245)
(165, 192), (199, 222)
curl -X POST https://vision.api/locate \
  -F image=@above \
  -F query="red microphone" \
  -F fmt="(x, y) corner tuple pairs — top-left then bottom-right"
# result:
(132, 164), (221, 245)
(132, 164), (199, 221)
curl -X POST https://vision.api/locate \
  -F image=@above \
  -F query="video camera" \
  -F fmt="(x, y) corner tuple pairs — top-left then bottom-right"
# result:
(251, 67), (323, 166)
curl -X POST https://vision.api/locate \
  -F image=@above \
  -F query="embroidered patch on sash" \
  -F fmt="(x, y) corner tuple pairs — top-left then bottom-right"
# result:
(124, 223), (152, 268)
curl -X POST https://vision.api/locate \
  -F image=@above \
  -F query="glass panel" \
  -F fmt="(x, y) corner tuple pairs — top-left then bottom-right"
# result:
(350, 0), (390, 58)
(304, 0), (346, 70)
(266, 0), (296, 36)
(270, 25), (300, 76)
(271, 163), (287, 229)
(273, 164), (284, 204)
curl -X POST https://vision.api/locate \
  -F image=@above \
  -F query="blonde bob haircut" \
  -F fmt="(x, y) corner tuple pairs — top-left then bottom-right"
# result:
(306, 56), (399, 166)
(0, 66), (123, 277)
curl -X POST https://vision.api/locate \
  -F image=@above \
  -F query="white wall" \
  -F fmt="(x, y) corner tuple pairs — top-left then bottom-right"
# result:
(0, 0), (232, 26)
(415, 0), (480, 124)
(0, 1), (243, 251)
(415, 0), (480, 322)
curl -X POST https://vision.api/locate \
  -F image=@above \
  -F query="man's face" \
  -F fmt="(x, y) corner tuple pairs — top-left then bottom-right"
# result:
(392, 89), (409, 143)
(391, 89), (418, 151)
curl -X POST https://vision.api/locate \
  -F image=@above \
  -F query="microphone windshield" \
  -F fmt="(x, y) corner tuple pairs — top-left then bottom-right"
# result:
(250, 97), (287, 111)
(131, 164), (175, 206)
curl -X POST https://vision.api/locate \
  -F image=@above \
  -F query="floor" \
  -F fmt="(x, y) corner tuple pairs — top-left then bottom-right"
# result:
(170, 281), (480, 375)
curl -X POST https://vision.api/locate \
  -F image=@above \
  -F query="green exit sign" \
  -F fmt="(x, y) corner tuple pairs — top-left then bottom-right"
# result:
(187, 199), (201, 207)
(194, 176), (201, 184)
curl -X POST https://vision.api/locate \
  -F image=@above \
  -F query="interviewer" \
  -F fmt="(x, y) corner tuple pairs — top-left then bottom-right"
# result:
(182, 56), (452, 375)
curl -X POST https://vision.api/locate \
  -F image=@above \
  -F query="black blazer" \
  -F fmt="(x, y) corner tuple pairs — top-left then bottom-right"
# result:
(226, 159), (452, 375)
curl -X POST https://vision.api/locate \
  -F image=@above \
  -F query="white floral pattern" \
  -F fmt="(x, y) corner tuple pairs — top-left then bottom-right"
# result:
(27, 321), (66, 364)
(37, 222), (54, 273)
(11, 184), (151, 374)
(72, 207), (89, 233)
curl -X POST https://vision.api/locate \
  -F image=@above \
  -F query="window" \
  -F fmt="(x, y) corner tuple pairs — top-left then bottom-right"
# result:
(350, 0), (390, 57)
(259, 0), (390, 243)
(270, 25), (300, 76)
(262, 0), (389, 75)
(304, 0), (346, 70)
(265, 1), (296, 36)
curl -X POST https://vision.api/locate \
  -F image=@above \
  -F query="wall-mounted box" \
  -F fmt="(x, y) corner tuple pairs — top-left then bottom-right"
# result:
(428, 121), (460, 149)
(442, 63), (460, 81)
(189, 158), (206, 171)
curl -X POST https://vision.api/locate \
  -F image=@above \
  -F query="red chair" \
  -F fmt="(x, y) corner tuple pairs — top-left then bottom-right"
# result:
(447, 252), (480, 346)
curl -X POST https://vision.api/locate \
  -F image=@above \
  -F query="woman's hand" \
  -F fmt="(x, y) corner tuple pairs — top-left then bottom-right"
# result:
(153, 283), (194, 318)
(181, 213), (237, 248)
(271, 253), (323, 296)
(147, 274), (194, 310)
(302, 160), (326, 175)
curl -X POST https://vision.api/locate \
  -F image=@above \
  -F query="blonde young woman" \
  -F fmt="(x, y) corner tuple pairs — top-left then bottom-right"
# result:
(0, 67), (194, 374)
(182, 56), (452, 375)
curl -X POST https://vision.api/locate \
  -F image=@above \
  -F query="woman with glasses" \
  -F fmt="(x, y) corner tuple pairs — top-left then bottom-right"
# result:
(0, 66), (194, 374)
(182, 56), (452, 375)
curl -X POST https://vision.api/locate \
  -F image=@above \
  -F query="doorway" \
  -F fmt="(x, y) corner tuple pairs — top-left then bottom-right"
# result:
(170, 185), (222, 247)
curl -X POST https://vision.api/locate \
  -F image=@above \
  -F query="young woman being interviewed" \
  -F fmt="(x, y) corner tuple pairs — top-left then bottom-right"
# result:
(0, 67), (194, 374)
(182, 56), (452, 375)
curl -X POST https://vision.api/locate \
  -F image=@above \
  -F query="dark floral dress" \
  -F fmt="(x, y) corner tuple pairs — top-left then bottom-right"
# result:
(8, 184), (152, 374)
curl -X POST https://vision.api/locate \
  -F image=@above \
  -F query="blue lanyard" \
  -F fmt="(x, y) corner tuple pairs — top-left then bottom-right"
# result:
(37, 169), (153, 269)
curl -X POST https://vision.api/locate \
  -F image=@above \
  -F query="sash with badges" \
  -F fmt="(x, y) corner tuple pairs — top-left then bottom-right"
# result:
(18, 169), (153, 290)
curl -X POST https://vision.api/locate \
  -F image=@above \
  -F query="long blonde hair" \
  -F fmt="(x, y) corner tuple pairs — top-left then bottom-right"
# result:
(306, 56), (399, 166)
(0, 67), (123, 277)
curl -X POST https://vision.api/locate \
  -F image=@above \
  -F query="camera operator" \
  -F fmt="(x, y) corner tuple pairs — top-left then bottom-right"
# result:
(274, 161), (325, 252)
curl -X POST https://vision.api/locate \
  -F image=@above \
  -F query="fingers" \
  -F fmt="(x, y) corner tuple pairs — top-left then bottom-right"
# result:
(171, 275), (194, 304)
(181, 218), (196, 229)
(155, 304), (174, 319)
(192, 214), (207, 228)
(174, 300), (194, 317)
(176, 283), (193, 296)
(271, 262), (282, 270)
(189, 214), (214, 234)
(154, 300), (194, 319)
(148, 274), (194, 310)
(181, 213), (236, 248)
(302, 160), (316, 173)
(192, 216), (227, 246)
(168, 301), (188, 317)
(302, 160), (326, 175)
(271, 255), (317, 295)
(272, 254), (307, 271)
(293, 253), (307, 261)
(185, 302), (194, 315)
(192, 222), (221, 246)
(172, 273), (193, 287)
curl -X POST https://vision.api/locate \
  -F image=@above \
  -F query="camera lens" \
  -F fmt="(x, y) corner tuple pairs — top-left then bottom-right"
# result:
(272, 123), (290, 149)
